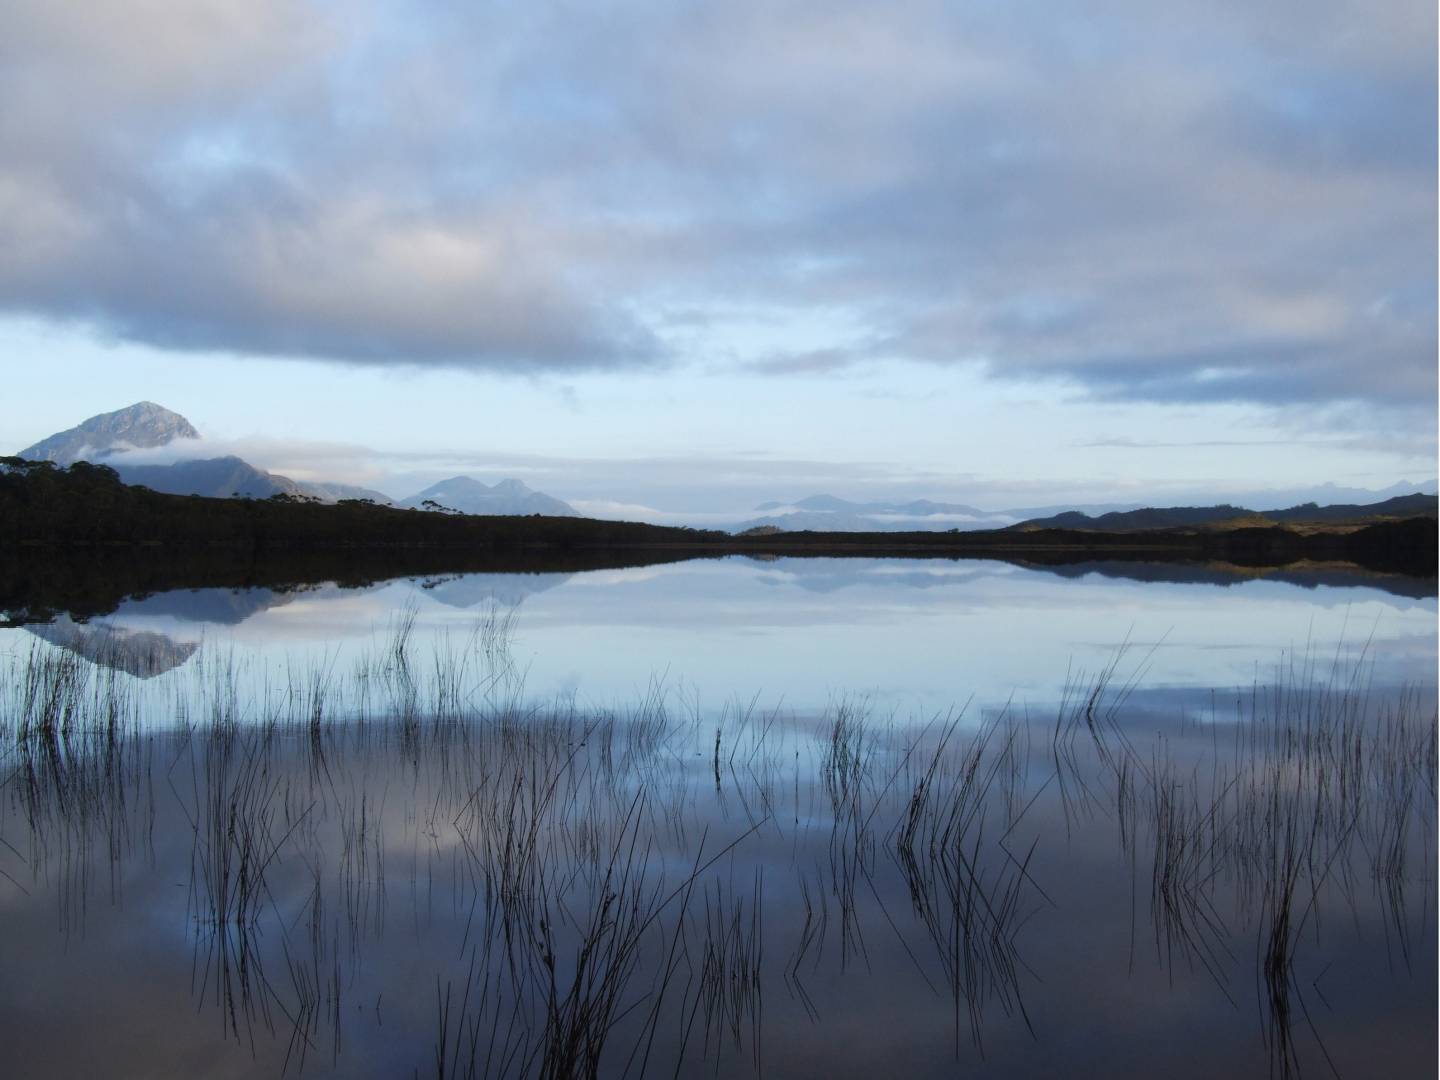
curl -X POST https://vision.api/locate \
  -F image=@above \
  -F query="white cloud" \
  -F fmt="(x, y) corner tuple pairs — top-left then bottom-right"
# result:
(0, 0), (1430, 406)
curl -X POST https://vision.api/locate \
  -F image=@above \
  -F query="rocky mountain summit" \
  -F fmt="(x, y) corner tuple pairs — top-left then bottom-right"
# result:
(14, 402), (389, 502)
(18, 402), (200, 464)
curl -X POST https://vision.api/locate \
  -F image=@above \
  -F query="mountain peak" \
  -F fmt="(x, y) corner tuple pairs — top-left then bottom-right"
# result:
(490, 478), (532, 496)
(399, 475), (575, 517)
(18, 402), (200, 465)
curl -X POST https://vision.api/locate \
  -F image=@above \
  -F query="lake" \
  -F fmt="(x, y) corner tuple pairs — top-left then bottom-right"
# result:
(0, 555), (1434, 1077)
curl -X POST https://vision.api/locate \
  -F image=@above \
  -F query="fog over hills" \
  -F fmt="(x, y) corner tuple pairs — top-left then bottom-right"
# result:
(1242, 479), (1440, 510)
(15, 403), (582, 516)
(13, 402), (394, 503)
(105, 456), (308, 500)
(739, 494), (1020, 533)
(12, 404), (568, 515)
(754, 495), (993, 516)
(736, 495), (1147, 533)
(301, 481), (400, 504)
(18, 402), (199, 464)
(398, 477), (578, 517)
(14, 404), (1435, 532)
(735, 481), (1440, 534)
(1012, 493), (1439, 532)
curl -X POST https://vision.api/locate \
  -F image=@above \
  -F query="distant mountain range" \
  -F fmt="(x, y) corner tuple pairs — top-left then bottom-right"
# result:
(739, 495), (1020, 533)
(738, 494), (1158, 533)
(17, 404), (1434, 533)
(15, 403), (575, 516)
(738, 483), (1439, 534)
(1010, 494), (1438, 531)
(1241, 479), (1440, 509)
(16, 403), (391, 502)
(398, 476), (577, 517)
(104, 455), (312, 500)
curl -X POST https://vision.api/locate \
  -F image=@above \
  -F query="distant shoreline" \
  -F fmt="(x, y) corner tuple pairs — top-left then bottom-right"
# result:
(4, 524), (1435, 630)
(7, 518), (1434, 569)
(6, 505), (1434, 566)
(2, 460), (1435, 619)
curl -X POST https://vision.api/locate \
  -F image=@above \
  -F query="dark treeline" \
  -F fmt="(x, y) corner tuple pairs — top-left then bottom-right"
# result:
(2, 457), (1435, 586)
(0, 457), (725, 551)
(4, 542), (1432, 629)
(746, 518), (1438, 575)
(1023, 558), (1437, 601)
(0, 546), (704, 626)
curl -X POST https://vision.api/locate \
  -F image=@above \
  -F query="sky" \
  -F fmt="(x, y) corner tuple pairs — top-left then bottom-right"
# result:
(0, 0), (1435, 521)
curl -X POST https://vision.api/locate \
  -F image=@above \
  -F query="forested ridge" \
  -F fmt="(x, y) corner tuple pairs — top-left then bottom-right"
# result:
(2, 458), (1433, 580)
(0, 458), (721, 551)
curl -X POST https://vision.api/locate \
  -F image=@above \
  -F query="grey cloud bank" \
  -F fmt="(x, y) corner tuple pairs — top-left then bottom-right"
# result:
(0, 0), (1433, 409)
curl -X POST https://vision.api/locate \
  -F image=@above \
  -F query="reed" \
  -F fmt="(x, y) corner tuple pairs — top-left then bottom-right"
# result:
(0, 628), (1431, 1078)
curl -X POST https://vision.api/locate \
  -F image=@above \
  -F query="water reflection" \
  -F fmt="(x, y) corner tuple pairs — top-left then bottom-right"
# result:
(416, 571), (574, 609)
(0, 553), (1435, 1078)
(4, 557), (1434, 716)
(0, 642), (1432, 1079)
(26, 615), (199, 677)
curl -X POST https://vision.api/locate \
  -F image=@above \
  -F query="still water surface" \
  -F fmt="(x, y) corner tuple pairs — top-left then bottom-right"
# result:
(9, 556), (1436, 713)
(0, 556), (1434, 1078)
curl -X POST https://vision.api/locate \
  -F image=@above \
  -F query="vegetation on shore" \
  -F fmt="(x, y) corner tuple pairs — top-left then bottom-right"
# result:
(0, 457), (721, 551)
(3, 457), (1435, 581)
(1008, 492), (1436, 531)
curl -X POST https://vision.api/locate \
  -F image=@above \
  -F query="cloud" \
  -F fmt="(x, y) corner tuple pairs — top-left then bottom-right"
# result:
(1080, 437), (1297, 450)
(74, 427), (1436, 521)
(0, 0), (1432, 402)
(92, 433), (395, 487)
(0, 1), (659, 372)
(566, 500), (745, 526)
(866, 512), (1020, 526)
(1081, 419), (1439, 460)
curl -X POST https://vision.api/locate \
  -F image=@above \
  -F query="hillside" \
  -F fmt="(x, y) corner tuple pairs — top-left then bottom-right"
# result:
(398, 476), (577, 517)
(0, 457), (716, 553)
(738, 493), (1015, 532)
(17, 402), (388, 505)
(1011, 494), (1438, 531)
(110, 455), (307, 500)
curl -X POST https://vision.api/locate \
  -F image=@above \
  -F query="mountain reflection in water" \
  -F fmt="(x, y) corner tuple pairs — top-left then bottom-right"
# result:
(25, 615), (199, 678)
(0, 626), (1432, 1079)
(6, 557), (1433, 713)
